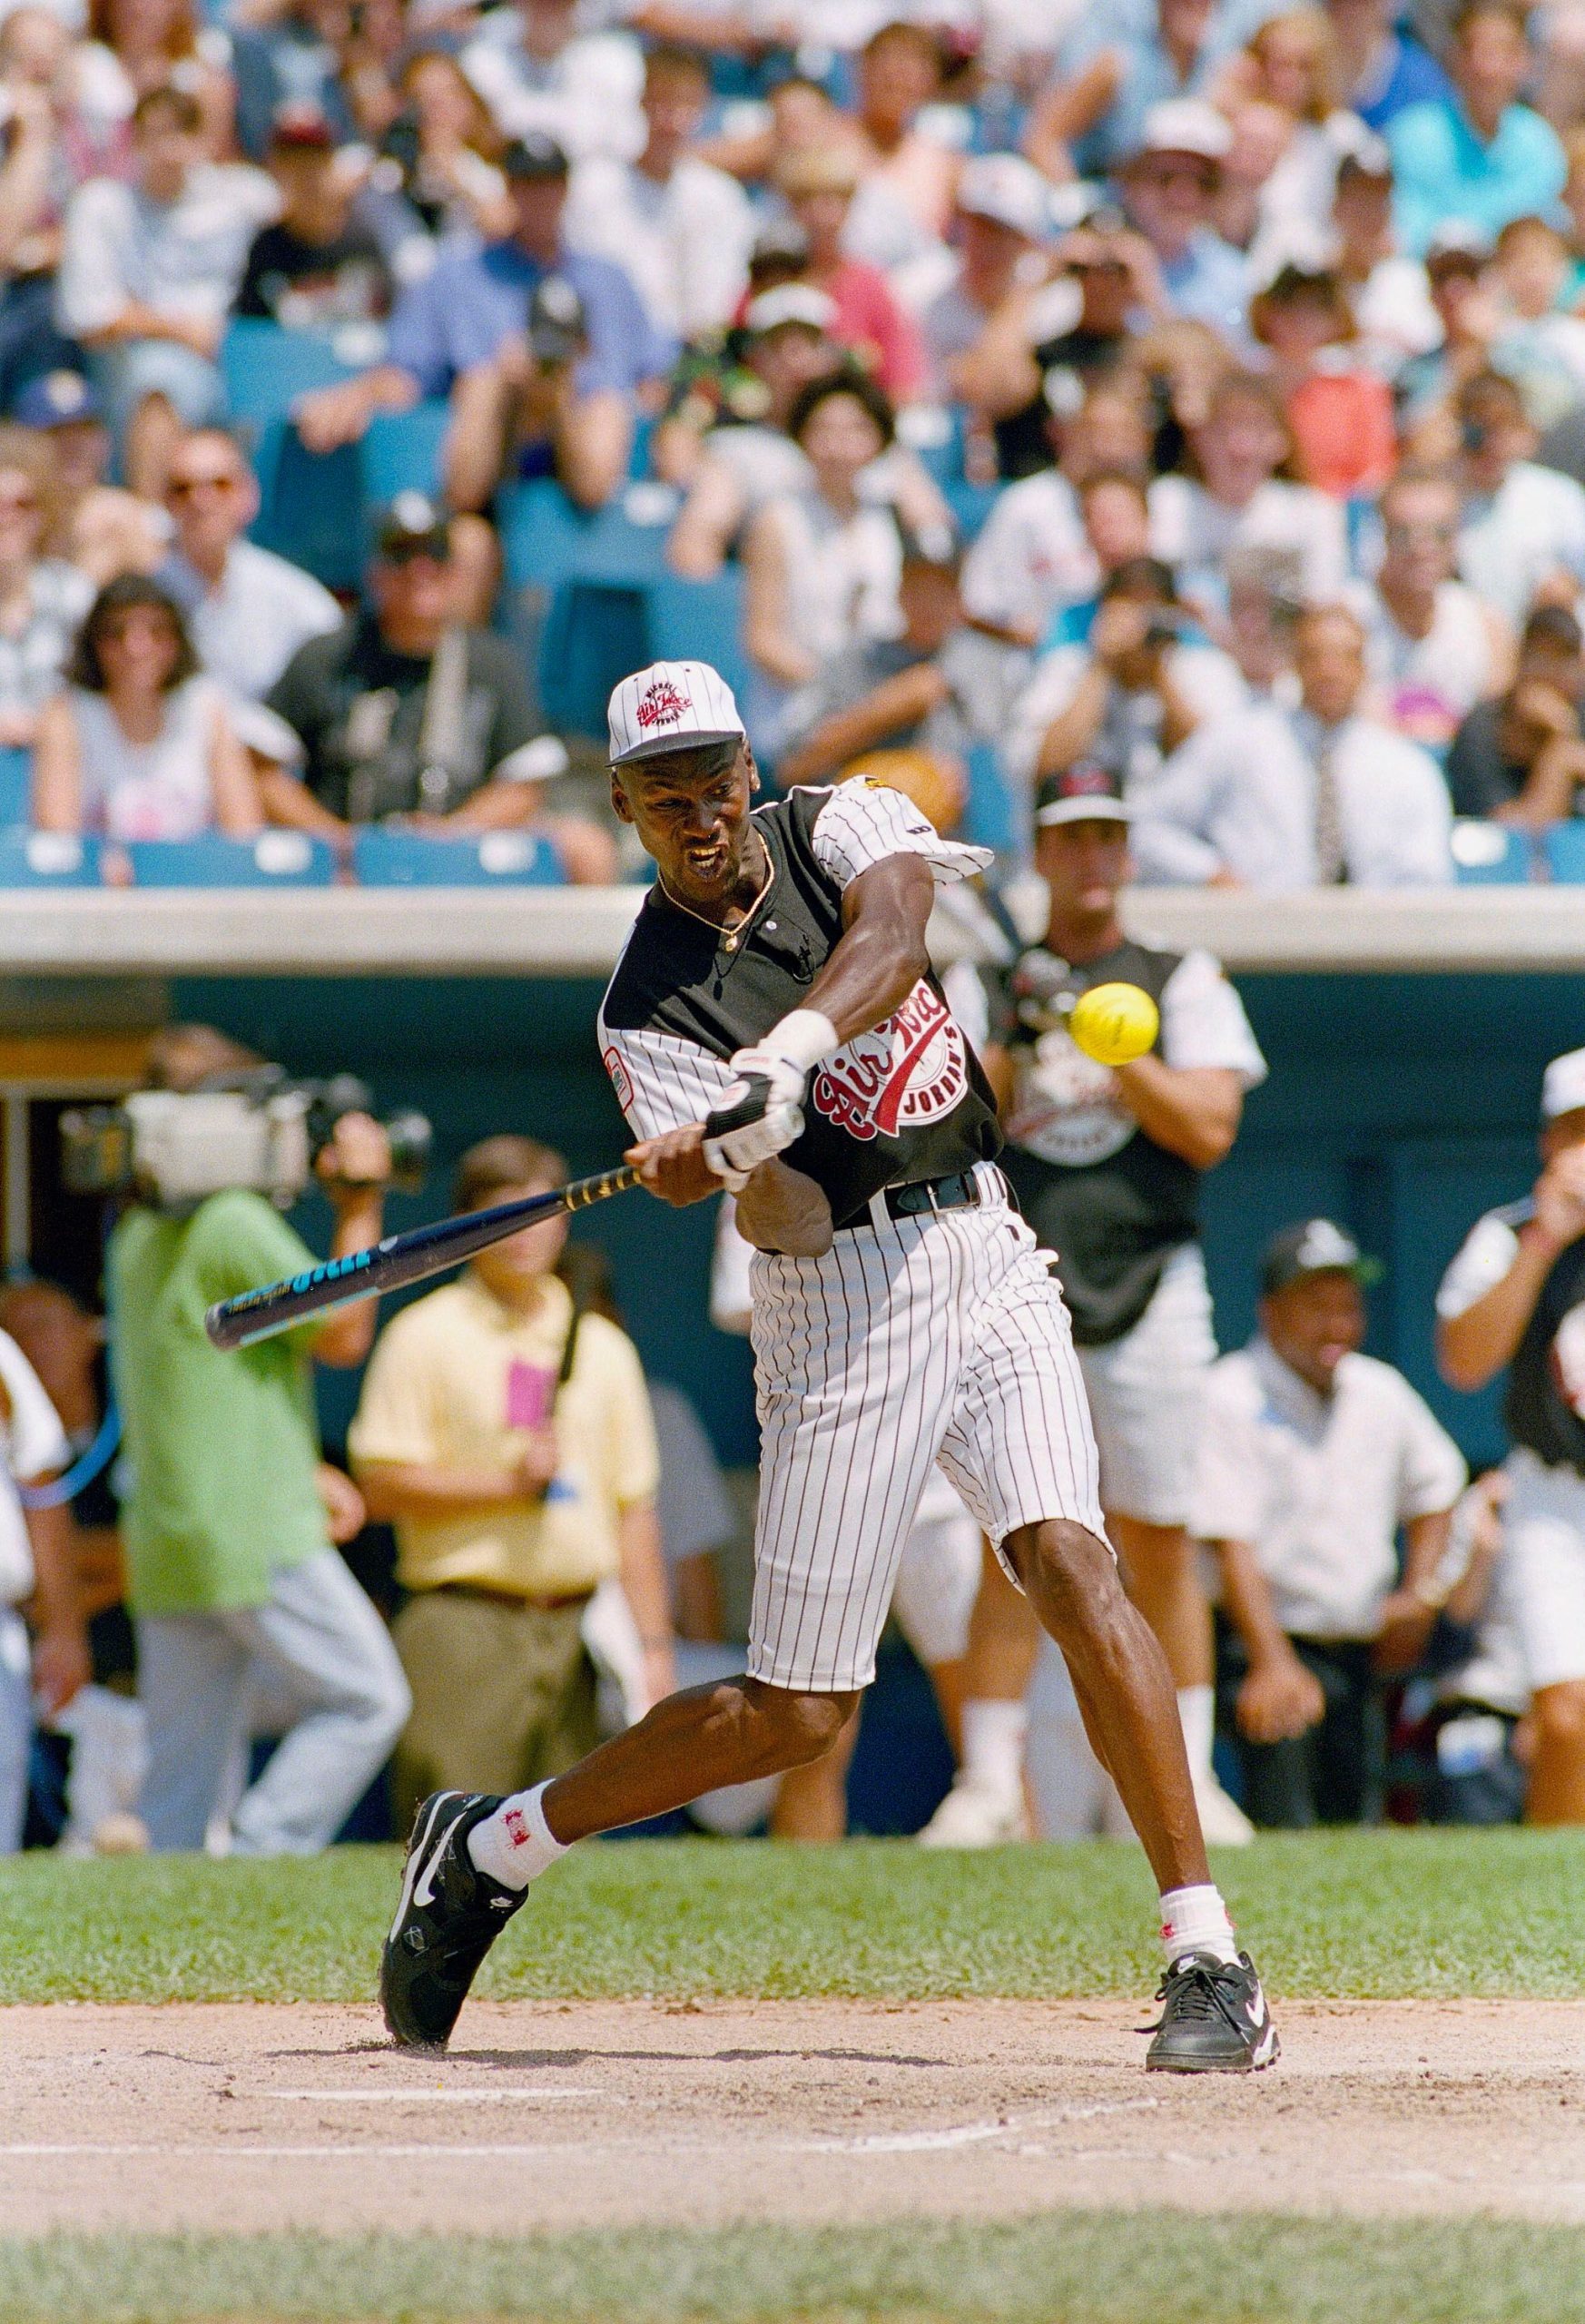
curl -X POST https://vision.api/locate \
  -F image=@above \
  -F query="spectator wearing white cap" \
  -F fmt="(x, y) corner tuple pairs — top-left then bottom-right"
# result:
(1436, 1047), (1585, 1824)
(1193, 1218), (1466, 1828)
(1132, 601), (1452, 887)
(1115, 99), (1252, 345)
(911, 154), (1054, 409)
(564, 46), (753, 343)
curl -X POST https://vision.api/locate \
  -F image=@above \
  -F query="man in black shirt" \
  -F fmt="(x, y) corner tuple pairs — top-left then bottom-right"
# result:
(237, 104), (392, 329)
(261, 495), (610, 876)
(380, 657), (1278, 2078)
(923, 763), (1265, 1850)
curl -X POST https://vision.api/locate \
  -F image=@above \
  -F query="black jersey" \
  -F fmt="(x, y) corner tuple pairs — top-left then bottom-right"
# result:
(1500, 1203), (1585, 1474)
(987, 934), (1263, 1344)
(598, 783), (1001, 1230)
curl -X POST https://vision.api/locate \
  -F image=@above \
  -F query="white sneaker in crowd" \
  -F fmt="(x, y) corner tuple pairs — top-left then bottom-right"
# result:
(917, 1777), (1030, 1846)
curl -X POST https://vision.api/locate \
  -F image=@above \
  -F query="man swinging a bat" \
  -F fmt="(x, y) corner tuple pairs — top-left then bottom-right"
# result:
(380, 657), (1278, 2075)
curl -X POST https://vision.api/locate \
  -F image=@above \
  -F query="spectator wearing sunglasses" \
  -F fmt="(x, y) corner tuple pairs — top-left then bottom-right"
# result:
(159, 426), (341, 704)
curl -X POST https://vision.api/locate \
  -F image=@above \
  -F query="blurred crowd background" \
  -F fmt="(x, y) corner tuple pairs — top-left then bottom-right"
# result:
(0, 0), (1583, 1858)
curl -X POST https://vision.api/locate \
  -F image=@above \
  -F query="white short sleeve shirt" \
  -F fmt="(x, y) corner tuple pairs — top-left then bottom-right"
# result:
(1189, 1337), (1467, 1640)
(0, 1330), (72, 1606)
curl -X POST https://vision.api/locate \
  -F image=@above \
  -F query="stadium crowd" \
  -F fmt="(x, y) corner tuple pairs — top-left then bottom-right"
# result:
(2, 0), (1585, 1854)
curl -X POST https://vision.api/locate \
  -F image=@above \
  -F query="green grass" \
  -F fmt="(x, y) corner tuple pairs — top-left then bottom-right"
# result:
(5, 2218), (1585, 2323)
(3, 1827), (1584, 2004)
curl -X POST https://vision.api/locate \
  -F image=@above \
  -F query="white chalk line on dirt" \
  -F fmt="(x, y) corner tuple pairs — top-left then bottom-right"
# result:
(263, 2088), (615, 2103)
(791, 2098), (1161, 2154)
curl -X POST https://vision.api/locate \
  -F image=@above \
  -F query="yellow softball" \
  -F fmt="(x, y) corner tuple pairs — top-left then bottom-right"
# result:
(1068, 981), (1160, 1067)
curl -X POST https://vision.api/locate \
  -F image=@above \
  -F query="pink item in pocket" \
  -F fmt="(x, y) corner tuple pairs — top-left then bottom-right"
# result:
(506, 1359), (556, 1431)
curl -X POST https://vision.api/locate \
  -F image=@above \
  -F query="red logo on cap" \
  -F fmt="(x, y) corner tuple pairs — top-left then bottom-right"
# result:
(635, 677), (689, 732)
(1063, 763), (1111, 795)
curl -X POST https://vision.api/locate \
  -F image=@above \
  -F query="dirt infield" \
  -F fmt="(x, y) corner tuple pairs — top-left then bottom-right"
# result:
(5, 1998), (1583, 2237)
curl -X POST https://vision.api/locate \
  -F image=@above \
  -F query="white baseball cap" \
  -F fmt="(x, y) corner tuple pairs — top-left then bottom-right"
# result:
(743, 284), (837, 337)
(1133, 98), (1232, 164)
(957, 153), (1051, 243)
(1542, 1047), (1585, 1122)
(607, 660), (747, 767)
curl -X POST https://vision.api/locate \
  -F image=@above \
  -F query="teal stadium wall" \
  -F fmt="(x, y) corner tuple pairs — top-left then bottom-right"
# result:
(169, 969), (1585, 1475)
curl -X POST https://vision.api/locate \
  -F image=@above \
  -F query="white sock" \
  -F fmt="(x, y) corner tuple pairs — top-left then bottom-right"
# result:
(468, 1782), (569, 1892)
(1177, 1685), (1215, 1785)
(1159, 1882), (1239, 1969)
(959, 1699), (1027, 1802)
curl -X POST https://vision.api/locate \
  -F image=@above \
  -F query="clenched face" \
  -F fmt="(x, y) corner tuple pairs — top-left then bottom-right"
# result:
(611, 740), (759, 912)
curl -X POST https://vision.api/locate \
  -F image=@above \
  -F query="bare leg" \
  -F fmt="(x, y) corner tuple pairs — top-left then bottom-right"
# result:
(959, 1538), (1041, 1701)
(772, 1709), (861, 1839)
(927, 1656), (966, 1758)
(541, 1676), (861, 1845)
(1526, 1680), (1585, 1823)
(1109, 1516), (1212, 1690)
(1005, 1517), (1208, 1895)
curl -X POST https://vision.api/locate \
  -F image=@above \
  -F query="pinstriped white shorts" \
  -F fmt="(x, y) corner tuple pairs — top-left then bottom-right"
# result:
(745, 1166), (1107, 1693)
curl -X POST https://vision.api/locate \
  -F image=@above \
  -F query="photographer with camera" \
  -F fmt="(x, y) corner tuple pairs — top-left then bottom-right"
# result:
(1008, 557), (1246, 812)
(105, 1023), (411, 1856)
(260, 495), (613, 879)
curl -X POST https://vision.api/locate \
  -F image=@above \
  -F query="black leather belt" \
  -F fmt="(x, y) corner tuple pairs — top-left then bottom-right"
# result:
(838, 1169), (984, 1229)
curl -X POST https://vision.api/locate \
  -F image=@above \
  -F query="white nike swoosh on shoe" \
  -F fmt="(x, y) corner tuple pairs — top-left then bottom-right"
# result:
(1243, 1990), (1267, 2031)
(389, 1794), (462, 1939)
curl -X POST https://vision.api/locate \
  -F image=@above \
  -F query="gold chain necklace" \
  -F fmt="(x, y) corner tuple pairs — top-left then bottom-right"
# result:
(657, 834), (775, 955)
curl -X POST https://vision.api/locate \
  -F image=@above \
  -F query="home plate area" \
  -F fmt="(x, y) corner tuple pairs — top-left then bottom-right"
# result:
(5, 1998), (1584, 2237)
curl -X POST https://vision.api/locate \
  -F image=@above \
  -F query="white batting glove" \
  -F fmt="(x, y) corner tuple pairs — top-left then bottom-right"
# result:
(702, 1010), (836, 1184)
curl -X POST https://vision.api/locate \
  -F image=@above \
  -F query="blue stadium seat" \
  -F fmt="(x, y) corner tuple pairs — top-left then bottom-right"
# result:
(0, 747), (31, 824)
(350, 828), (567, 885)
(125, 833), (340, 886)
(221, 320), (358, 433)
(1543, 821), (1585, 883)
(363, 402), (451, 507)
(498, 479), (675, 595)
(644, 567), (751, 705)
(1451, 819), (1533, 884)
(251, 428), (366, 588)
(538, 581), (650, 738)
(0, 831), (100, 885)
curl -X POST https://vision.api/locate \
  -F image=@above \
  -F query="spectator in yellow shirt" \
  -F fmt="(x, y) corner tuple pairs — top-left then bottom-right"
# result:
(349, 1135), (673, 1827)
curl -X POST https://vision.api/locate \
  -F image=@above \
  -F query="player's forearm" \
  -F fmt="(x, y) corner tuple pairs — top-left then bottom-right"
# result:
(617, 1502), (672, 1649)
(1111, 1061), (1242, 1170)
(1437, 1234), (1557, 1389)
(1400, 1509), (1453, 1602)
(22, 1498), (84, 1638)
(1216, 1536), (1293, 1668)
(354, 1459), (527, 1519)
(801, 854), (935, 1048)
(733, 1157), (833, 1255)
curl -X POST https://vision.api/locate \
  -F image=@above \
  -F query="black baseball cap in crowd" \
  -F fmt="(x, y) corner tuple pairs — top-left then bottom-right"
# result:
(502, 131), (570, 182)
(1261, 1218), (1382, 1295)
(1034, 760), (1135, 829)
(375, 491), (450, 560)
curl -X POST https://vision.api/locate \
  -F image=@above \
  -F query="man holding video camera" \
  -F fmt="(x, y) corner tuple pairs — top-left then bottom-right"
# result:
(108, 1024), (410, 1856)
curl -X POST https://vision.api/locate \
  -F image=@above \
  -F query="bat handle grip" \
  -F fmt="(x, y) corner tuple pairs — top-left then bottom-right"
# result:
(704, 1071), (774, 1142)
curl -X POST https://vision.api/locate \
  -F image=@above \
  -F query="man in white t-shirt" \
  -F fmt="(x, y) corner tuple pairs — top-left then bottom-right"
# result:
(1193, 1220), (1465, 1827)
(1454, 369), (1585, 628)
(55, 87), (278, 497)
(1436, 1045), (1585, 1822)
(565, 45), (753, 343)
(161, 427), (341, 705)
(0, 1328), (89, 1850)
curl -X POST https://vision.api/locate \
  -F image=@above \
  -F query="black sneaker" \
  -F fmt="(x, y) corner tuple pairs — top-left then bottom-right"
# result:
(1144, 1949), (1279, 2073)
(380, 1791), (525, 2050)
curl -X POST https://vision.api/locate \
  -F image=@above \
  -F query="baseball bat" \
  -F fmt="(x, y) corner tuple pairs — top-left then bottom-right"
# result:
(204, 1162), (642, 1351)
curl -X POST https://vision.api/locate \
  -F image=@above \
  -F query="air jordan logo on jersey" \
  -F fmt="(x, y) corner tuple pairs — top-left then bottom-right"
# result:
(812, 981), (969, 1143)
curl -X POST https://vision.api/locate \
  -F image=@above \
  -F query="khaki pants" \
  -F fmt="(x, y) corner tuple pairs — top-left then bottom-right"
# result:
(391, 1589), (599, 1832)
